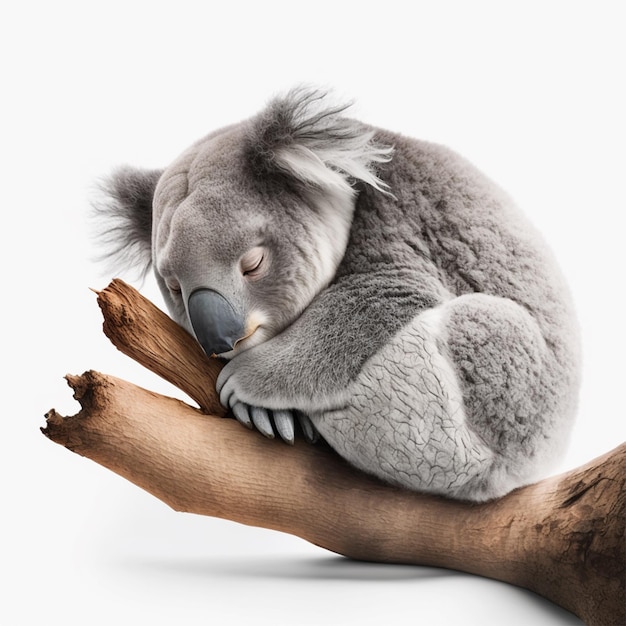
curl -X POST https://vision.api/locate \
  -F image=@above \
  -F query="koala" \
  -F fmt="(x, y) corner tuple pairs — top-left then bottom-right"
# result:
(95, 88), (581, 502)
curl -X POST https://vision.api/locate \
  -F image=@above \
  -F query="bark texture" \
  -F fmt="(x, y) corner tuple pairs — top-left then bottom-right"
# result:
(43, 280), (625, 626)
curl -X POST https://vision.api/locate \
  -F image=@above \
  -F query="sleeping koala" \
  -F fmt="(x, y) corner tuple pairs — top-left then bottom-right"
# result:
(96, 88), (580, 502)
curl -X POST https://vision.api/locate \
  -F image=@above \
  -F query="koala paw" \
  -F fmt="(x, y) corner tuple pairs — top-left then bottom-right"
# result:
(228, 403), (319, 445)
(216, 365), (319, 444)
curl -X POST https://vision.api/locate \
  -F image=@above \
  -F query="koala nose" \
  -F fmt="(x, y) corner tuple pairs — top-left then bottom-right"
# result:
(187, 288), (246, 357)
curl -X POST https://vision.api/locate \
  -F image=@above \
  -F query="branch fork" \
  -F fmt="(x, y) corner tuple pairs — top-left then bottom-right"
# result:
(43, 280), (625, 626)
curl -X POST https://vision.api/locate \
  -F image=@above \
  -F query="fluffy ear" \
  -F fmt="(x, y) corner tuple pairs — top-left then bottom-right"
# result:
(247, 87), (393, 196)
(92, 166), (162, 279)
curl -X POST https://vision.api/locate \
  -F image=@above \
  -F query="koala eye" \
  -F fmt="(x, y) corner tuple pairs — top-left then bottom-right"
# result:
(166, 279), (182, 294)
(240, 246), (265, 278)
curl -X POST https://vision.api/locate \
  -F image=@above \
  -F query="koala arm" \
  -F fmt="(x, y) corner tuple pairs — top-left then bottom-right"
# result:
(217, 265), (447, 420)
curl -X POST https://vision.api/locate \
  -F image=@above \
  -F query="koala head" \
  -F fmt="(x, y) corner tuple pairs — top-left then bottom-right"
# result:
(95, 89), (392, 359)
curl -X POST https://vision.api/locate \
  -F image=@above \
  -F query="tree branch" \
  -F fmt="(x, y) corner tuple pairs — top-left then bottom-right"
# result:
(43, 280), (625, 626)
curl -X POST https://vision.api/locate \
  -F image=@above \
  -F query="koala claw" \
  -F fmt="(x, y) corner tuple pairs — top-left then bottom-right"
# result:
(231, 402), (253, 429)
(247, 406), (295, 444)
(272, 409), (296, 444)
(228, 402), (319, 445)
(296, 412), (320, 444)
(250, 406), (275, 439)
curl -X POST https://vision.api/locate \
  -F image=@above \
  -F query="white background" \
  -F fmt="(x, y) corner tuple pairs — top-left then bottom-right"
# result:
(2, 2), (624, 625)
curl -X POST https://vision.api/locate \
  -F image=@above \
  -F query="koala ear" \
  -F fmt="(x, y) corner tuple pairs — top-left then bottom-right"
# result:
(92, 166), (163, 279)
(247, 87), (393, 196)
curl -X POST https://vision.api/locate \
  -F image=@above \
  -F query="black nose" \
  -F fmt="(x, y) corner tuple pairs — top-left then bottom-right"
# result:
(187, 289), (245, 357)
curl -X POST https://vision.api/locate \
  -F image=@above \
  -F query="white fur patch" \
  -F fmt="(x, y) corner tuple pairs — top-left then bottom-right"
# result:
(314, 306), (495, 499)
(415, 306), (469, 431)
(220, 309), (271, 359)
(305, 187), (356, 288)
(274, 129), (393, 196)
(276, 145), (352, 195)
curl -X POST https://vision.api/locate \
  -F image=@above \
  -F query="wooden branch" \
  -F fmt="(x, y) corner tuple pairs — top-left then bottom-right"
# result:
(94, 279), (225, 417)
(43, 280), (625, 626)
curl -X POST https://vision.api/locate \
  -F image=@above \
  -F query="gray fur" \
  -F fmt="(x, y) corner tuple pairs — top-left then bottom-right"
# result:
(95, 88), (581, 502)
(92, 165), (163, 279)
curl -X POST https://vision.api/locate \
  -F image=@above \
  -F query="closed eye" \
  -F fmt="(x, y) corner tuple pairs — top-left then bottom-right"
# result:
(240, 246), (266, 278)
(243, 256), (263, 276)
(166, 279), (181, 294)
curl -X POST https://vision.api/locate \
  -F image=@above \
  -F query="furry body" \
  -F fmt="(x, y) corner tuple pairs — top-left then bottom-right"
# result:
(97, 89), (580, 501)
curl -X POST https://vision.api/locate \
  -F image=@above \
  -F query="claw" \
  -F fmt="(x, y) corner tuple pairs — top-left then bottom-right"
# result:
(218, 379), (232, 409)
(296, 412), (320, 444)
(250, 406), (275, 439)
(272, 410), (295, 445)
(231, 402), (253, 429)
